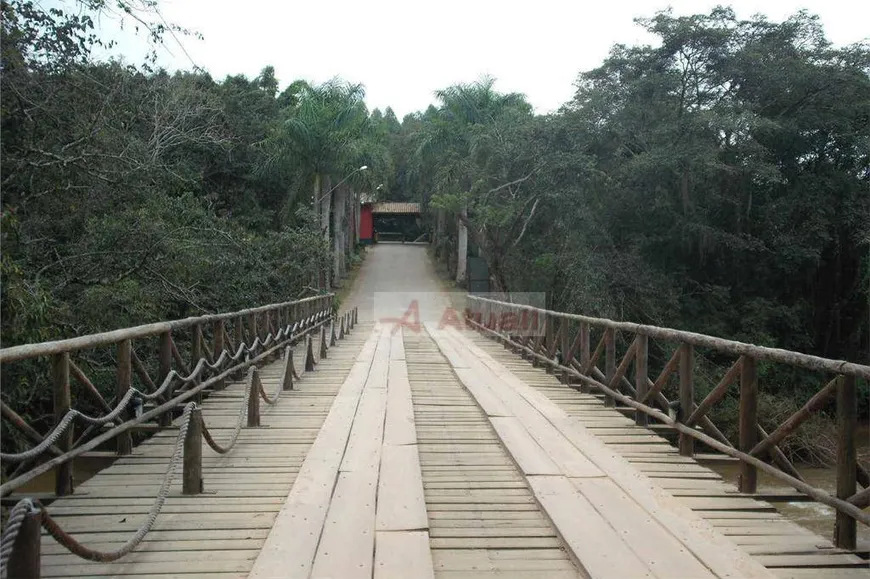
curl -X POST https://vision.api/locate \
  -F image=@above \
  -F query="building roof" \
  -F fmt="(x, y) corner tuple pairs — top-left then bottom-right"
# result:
(370, 202), (421, 215)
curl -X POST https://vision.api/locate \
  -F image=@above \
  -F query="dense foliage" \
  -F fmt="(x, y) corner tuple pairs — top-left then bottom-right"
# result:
(384, 9), (869, 453)
(398, 9), (868, 365)
(0, 0), (386, 450)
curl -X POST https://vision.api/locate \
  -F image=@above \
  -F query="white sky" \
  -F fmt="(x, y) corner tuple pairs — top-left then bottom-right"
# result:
(95, 0), (869, 117)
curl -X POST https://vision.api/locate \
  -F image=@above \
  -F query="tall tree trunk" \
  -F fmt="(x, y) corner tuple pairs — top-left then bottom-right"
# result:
(333, 184), (346, 284)
(354, 191), (361, 245)
(456, 206), (468, 285)
(346, 188), (355, 261)
(435, 208), (446, 260)
(320, 174), (332, 289)
(313, 173), (323, 288)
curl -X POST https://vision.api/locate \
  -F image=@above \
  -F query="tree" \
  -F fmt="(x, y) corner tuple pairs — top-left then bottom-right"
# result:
(414, 76), (536, 287)
(262, 79), (391, 286)
(0, 1), (332, 458)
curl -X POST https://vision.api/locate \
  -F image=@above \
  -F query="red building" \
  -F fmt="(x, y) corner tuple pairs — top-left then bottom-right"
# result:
(359, 202), (421, 244)
(360, 203), (374, 244)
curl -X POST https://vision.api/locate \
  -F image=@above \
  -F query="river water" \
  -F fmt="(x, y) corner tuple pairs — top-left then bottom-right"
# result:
(709, 435), (869, 549)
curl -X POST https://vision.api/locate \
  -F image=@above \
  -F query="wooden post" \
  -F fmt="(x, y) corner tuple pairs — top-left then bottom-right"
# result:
(604, 329), (615, 407)
(559, 320), (570, 384)
(330, 320), (337, 346)
(305, 336), (315, 371)
(545, 314), (556, 374)
(7, 507), (41, 578)
(190, 324), (203, 402)
(635, 335), (648, 426)
(235, 315), (244, 347)
(320, 326), (328, 359)
(191, 324), (203, 367)
(339, 316), (345, 340)
(265, 310), (272, 337)
(183, 406), (203, 495)
(116, 340), (133, 455)
(213, 319), (225, 390)
(834, 375), (857, 549)
(282, 347), (294, 391)
(53, 352), (73, 496)
(738, 356), (758, 493)
(531, 315), (544, 368)
(579, 323), (590, 394)
(158, 331), (173, 427)
(502, 305), (512, 349)
(248, 313), (258, 344)
(678, 343), (695, 457)
(247, 368), (261, 427)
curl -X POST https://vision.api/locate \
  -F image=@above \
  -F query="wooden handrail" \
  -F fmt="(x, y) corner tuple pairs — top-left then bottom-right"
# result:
(466, 295), (869, 550)
(0, 309), (337, 496)
(467, 295), (870, 379)
(0, 294), (334, 363)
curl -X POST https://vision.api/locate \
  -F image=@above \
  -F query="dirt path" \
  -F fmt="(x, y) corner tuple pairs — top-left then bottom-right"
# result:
(342, 242), (457, 324)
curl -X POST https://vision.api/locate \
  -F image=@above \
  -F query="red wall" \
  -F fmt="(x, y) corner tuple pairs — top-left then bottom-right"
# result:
(360, 204), (373, 242)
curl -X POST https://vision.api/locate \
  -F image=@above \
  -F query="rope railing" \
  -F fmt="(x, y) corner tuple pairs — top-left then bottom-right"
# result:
(2, 316), (301, 464)
(0, 295), (335, 497)
(201, 367), (255, 454)
(464, 295), (869, 550)
(0, 307), (358, 578)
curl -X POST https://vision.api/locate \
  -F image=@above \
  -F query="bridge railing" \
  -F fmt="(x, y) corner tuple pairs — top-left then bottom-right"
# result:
(0, 294), (336, 498)
(465, 294), (869, 549)
(0, 294), (361, 576)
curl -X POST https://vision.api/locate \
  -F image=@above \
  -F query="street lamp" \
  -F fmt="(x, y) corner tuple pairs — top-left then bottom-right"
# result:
(315, 165), (368, 204)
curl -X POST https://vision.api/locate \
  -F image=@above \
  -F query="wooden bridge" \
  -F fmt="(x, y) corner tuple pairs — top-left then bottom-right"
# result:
(1, 244), (868, 578)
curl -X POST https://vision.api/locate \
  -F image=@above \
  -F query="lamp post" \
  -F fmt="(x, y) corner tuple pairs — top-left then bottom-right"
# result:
(316, 165), (368, 289)
(315, 165), (368, 204)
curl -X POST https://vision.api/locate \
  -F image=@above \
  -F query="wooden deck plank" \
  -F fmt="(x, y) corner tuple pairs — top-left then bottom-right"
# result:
(248, 325), (381, 579)
(384, 359), (417, 446)
(404, 330), (581, 579)
(36, 328), (369, 577)
(527, 475), (654, 578)
(490, 417), (561, 475)
(465, 329), (870, 579)
(310, 471), (378, 579)
(377, 444), (429, 531)
(375, 531), (435, 579)
(438, 326), (778, 579)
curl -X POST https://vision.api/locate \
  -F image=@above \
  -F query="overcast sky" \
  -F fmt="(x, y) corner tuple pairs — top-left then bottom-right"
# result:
(97, 0), (869, 117)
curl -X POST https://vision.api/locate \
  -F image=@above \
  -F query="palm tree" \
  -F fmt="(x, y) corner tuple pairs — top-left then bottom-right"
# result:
(263, 79), (371, 287)
(416, 76), (532, 285)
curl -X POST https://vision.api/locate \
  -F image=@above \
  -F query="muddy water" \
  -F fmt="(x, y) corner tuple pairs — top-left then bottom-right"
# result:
(13, 456), (114, 497)
(709, 430), (869, 548)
